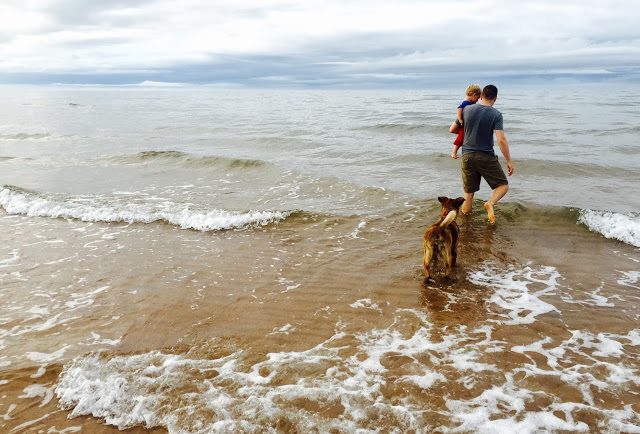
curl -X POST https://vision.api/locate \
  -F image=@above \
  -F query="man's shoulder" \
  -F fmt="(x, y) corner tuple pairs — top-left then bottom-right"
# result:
(480, 105), (502, 118)
(481, 104), (501, 114)
(465, 103), (499, 116)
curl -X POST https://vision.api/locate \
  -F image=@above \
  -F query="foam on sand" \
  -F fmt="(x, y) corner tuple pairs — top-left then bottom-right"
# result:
(0, 185), (290, 232)
(578, 209), (640, 247)
(55, 310), (458, 432)
(467, 264), (560, 325)
(55, 264), (640, 432)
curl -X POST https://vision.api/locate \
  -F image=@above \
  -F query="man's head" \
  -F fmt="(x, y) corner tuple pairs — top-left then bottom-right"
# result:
(481, 85), (498, 102)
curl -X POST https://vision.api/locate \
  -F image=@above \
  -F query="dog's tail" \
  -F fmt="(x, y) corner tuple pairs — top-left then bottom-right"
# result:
(439, 210), (457, 228)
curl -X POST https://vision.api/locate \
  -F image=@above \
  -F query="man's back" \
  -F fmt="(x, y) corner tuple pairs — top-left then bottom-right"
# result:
(461, 104), (503, 155)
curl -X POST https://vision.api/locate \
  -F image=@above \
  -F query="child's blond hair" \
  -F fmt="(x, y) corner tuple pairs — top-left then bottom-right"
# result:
(465, 84), (481, 97)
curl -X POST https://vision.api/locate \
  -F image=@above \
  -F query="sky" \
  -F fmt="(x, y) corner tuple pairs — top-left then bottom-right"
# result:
(0, 0), (639, 87)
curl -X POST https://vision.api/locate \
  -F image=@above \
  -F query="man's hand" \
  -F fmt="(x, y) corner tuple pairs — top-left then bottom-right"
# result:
(495, 130), (513, 176)
(507, 160), (514, 176)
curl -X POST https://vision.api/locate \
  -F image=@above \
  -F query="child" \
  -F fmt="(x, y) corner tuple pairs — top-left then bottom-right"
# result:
(449, 84), (481, 159)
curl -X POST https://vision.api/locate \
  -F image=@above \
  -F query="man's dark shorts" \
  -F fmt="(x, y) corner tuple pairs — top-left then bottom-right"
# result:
(461, 151), (508, 193)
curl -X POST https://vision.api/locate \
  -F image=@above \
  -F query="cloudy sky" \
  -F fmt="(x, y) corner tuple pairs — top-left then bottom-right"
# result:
(1, 0), (638, 87)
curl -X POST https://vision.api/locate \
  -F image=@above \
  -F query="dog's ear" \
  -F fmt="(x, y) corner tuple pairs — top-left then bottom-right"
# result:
(454, 197), (465, 208)
(438, 196), (447, 205)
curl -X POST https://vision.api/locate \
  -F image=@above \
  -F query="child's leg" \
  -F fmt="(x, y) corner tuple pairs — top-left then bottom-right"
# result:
(453, 129), (464, 146)
(451, 145), (460, 159)
(449, 120), (459, 134)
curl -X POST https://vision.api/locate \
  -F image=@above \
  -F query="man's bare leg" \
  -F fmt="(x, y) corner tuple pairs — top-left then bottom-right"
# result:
(461, 192), (474, 215)
(483, 184), (509, 224)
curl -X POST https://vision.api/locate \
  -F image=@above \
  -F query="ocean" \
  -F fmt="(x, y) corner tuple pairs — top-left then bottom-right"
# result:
(0, 85), (639, 433)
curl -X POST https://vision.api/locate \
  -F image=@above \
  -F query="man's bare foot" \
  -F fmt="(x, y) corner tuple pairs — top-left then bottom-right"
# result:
(483, 201), (495, 225)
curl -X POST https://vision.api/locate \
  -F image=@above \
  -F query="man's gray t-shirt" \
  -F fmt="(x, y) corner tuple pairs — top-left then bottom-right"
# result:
(461, 104), (503, 155)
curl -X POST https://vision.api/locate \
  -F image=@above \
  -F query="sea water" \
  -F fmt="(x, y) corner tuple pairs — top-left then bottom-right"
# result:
(0, 84), (639, 433)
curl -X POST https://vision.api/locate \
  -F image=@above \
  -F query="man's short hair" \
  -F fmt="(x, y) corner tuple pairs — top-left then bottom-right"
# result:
(482, 85), (498, 100)
(466, 84), (481, 97)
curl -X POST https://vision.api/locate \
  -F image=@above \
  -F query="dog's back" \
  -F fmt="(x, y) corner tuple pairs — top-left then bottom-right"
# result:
(423, 197), (464, 280)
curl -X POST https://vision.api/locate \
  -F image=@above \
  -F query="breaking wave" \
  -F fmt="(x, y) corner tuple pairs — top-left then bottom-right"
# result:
(578, 209), (640, 248)
(0, 185), (291, 232)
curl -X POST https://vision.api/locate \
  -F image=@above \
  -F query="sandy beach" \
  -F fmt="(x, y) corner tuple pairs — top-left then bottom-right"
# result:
(2, 192), (639, 432)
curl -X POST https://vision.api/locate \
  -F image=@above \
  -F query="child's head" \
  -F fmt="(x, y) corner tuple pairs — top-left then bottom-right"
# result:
(465, 84), (481, 102)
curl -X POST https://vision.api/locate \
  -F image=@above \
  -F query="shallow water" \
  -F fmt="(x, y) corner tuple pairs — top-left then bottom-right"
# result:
(0, 85), (639, 433)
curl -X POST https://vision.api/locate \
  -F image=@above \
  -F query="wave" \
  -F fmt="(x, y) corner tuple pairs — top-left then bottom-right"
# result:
(578, 210), (640, 248)
(516, 158), (639, 179)
(0, 185), (291, 232)
(445, 201), (639, 248)
(353, 153), (637, 181)
(582, 125), (640, 137)
(106, 151), (267, 169)
(356, 123), (445, 135)
(484, 203), (639, 248)
(0, 132), (51, 140)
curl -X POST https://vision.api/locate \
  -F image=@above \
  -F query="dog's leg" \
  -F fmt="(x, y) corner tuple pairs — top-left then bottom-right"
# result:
(451, 227), (459, 267)
(443, 234), (454, 277)
(423, 240), (434, 279)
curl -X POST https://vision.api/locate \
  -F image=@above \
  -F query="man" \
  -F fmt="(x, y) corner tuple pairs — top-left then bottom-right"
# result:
(459, 84), (514, 224)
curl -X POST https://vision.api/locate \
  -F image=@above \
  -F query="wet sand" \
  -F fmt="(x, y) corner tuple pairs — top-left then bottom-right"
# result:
(1, 201), (639, 432)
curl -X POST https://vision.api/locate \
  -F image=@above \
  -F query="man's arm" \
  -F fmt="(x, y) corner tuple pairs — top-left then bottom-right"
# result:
(495, 130), (514, 176)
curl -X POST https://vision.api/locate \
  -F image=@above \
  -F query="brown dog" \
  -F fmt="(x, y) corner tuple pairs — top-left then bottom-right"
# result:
(423, 196), (465, 280)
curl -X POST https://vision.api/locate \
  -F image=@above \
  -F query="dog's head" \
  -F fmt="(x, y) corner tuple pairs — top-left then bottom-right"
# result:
(437, 196), (465, 218)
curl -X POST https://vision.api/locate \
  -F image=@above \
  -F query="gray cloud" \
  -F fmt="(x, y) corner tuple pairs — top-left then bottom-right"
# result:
(40, 0), (156, 28)
(0, 0), (638, 86)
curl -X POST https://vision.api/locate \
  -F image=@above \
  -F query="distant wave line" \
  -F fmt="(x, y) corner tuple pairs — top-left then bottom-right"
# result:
(105, 151), (267, 169)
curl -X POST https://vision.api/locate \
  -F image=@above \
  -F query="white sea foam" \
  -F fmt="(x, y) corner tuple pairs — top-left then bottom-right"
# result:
(56, 310), (454, 432)
(55, 265), (640, 433)
(25, 345), (71, 364)
(349, 298), (382, 312)
(80, 332), (121, 347)
(0, 249), (19, 268)
(7, 412), (51, 433)
(578, 209), (640, 247)
(0, 186), (290, 231)
(618, 270), (640, 288)
(268, 323), (294, 335)
(19, 384), (54, 407)
(47, 427), (82, 434)
(559, 283), (615, 307)
(66, 285), (110, 310)
(1, 403), (16, 420)
(0, 312), (78, 339)
(468, 264), (560, 325)
(347, 221), (367, 239)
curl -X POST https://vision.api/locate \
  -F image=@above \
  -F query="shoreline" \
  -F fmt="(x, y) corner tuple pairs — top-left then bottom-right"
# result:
(1, 199), (639, 432)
